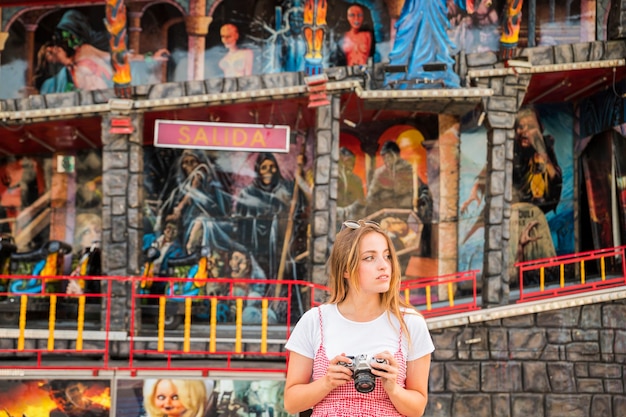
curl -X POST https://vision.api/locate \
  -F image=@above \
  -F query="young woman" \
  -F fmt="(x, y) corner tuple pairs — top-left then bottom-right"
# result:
(284, 219), (434, 416)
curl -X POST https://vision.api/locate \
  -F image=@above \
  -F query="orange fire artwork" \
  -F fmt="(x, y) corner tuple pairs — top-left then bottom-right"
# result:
(0, 379), (111, 417)
(105, 0), (132, 86)
(303, 0), (328, 59)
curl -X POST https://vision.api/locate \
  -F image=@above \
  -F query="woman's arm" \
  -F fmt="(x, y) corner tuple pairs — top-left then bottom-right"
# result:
(284, 351), (352, 414)
(378, 353), (431, 417)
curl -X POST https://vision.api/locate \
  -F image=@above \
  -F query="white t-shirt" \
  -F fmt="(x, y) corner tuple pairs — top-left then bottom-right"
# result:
(285, 303), (434, 362)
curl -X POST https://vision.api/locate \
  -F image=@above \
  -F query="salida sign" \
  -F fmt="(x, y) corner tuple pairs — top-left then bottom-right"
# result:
(154, 120), (290, 152)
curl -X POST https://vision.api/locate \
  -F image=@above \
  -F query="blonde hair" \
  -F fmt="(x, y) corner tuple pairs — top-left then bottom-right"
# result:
(327, 220), (417, 340)
(144, 379), (207, 417)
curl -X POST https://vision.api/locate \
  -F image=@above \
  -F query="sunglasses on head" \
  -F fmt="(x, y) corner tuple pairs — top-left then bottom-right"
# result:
(341, 219), (381, 231)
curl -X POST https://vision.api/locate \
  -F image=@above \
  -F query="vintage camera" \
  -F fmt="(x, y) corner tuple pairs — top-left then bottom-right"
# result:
(338, 354), (388, 393)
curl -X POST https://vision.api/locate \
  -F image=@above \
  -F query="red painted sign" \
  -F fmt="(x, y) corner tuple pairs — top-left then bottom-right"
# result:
(154, 120), (290, 153)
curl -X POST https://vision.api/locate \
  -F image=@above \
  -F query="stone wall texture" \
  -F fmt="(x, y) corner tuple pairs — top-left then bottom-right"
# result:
(426, 299), (626, 417)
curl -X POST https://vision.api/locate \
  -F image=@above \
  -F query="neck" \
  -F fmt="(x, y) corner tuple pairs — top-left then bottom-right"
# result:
(338, 294), (384, 322)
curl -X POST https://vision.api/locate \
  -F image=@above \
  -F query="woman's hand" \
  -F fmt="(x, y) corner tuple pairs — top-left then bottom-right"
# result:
(372, 351), (400, 393)
(323, 354), (354, 390)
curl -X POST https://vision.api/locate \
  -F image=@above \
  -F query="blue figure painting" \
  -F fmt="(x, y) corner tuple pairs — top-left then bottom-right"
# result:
(386, 0), (460, 88)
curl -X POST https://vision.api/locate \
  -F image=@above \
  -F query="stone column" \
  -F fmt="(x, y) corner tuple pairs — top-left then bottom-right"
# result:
(310, 96), (338, 301)
(160, 17), (185, 83)
(24, 23), (36, 85)
(481, 124), (510, 306)
(480, 73), (530, 306)
(101, 110), (144, 346)
(465, 46), (533, 306)
(19, 22), (38, 96)
(437, 114), (460, 300)
(127, 3), (142, 55)
(186, 0), (212, 81)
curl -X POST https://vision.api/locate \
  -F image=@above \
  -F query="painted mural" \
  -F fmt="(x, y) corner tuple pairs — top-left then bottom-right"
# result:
(116, 378), (293, 417)
(459, 104), (574, 288)
(142, 133), (312, 323)
(577, 91), (626, 255)
(337, 116), (439, 280)
(579, 128), (626, 255)
(0, 155), (48, 249)
(0, 1), (599, 99)
(0, 377), (293, 417)
(0, 379), (111, 417)
(387, 0), (460, 88)
(0, 150), (102, 296)
(458, 125), (488, 282)
(447, 0), (504, 54)
(191, 0), (390, 78)
(33, 9), (167, 95)
(615, 129), (626, 243)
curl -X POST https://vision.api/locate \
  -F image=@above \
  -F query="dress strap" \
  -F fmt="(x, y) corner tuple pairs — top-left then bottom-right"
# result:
(398, 313), (404, 351)
(317, 306), (324, 346)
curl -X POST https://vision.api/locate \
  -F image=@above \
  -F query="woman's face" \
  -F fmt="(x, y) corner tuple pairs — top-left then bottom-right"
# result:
(354, 231), (392, 295)
(347, 6), (364, 30)
(154, 380), (187, 417)
(220, 24), (239, 49)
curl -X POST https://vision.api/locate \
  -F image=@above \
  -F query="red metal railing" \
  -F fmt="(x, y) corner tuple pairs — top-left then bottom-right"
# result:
(516, 245), (626, 302)
(126, 276), (327, 374)
(400, 270), (480, 317)
(0, 252), (624, 373)
(0, 274), (113, 371)
(0, 270), (479, 372)
(123, 271), (479, 373)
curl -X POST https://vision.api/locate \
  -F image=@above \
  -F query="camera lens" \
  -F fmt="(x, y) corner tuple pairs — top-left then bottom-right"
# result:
(353, 370), (376, 393)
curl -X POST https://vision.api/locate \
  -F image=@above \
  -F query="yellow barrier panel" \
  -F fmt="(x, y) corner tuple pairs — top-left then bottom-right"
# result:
(447, 282), (454, 307)
(601, 257), (606, 280)
(581, 260), (586, 284)
(48, 295), (57, 351)
(404, 289), (410, 304)
(425, 285), (432, 310)
(184, 297), (192, 353)
(158, 296), (165, 352)
(235, 299), (243, 353)
(209, 298), (217, 353)
(261, 299), (268, 354)
(18, 295), (27, 351)
(77, 296), (85, 351)
(559, 264), (564, 288)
